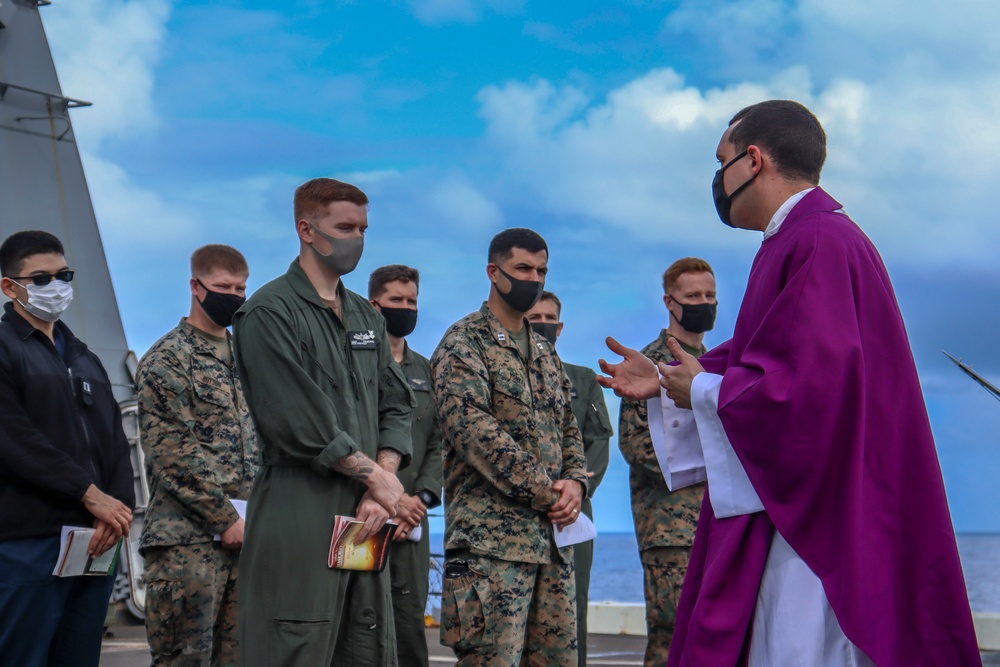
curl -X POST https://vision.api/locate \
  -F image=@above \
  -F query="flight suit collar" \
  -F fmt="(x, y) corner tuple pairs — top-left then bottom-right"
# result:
(285, 259), (353, 317)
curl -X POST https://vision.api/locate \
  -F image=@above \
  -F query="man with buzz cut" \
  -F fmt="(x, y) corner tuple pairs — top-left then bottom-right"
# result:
(136, 244), (259, 666)
(234, 178), (413, 667)
(0, 230), (135, 667)
(616, 257), (717, 667)
(526, 290), (613, 667)
(431, 228), (590, 667)
(368, 264), (444, 667)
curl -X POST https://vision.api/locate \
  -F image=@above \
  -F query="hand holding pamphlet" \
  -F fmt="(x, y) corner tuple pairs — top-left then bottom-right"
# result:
(328, 515), (397, 571)
(52, 525), (122, 577)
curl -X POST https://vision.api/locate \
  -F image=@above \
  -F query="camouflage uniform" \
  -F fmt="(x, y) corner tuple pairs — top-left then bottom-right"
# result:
(391, 344), (443, 667)
(562, 362), (612, 667)
(617, 330), (705, 667)
(431, 303), (589, 667)
(137, 319), (259, 667)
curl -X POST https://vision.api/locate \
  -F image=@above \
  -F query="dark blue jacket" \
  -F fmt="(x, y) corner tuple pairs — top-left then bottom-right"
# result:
(0, 302), (135, 542)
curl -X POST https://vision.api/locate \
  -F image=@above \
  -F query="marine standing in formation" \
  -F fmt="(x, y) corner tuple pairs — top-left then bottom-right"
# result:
(136, 244), (258, 666)
(368, 264), (444, 667)
(233, 178), (413, 667)
(616, 257), (716, 666)
(526, 290), (613, 667)
(431, 228), (590, 667)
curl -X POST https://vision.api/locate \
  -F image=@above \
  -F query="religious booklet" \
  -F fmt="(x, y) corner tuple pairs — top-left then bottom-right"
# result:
(52, 525), (123, 577)
(328, 515), (397, 571)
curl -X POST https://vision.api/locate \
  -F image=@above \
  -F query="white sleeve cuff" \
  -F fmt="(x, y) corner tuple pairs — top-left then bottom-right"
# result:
(649, 391), (707, 492)
(691, 372), (764, 518)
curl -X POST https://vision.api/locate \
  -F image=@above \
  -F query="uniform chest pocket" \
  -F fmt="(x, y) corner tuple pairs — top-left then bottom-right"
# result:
(490, 367), (531, 415)
(193, 379), (231, 409)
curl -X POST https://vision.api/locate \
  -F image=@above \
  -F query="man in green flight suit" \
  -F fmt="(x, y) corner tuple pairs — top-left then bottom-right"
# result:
(617, 257), (717, 667)
(233, 178), (414, 667)
(368, 264), (443, 667)
(431, 228), (590, 667)
(526, 290), (613, 667)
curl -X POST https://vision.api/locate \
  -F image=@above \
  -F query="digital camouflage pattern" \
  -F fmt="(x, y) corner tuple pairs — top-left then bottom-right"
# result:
(617, 329), (706, 550)
(136, 318), (258, 667)
(617, 329), (705, 667)
(137, 319), (258, 551)
(440, 550), (577, 667)
(430, 303), (589, 564)
(391, 344), (443, 667)
(143, 542), (240, 666)
(640, 546), (690, 667)
(563, 362), (613, 667)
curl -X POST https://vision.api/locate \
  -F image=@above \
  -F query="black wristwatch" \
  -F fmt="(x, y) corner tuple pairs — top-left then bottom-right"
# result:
(417, 490), (435, 507)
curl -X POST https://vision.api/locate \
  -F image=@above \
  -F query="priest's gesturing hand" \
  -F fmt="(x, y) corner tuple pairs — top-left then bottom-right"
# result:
(658, 338), (706, 410)
(597, 336), (660, 400)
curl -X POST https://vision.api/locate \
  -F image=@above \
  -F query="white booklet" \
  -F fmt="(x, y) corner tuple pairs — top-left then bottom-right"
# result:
(553, 512), (597, 548)
(52, 525), (122, 577)
(214, 498), (247, 541)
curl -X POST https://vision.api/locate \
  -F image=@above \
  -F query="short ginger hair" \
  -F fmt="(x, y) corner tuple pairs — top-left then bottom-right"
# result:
(662, 257), (714, 294)
(294, 178), (369, 223)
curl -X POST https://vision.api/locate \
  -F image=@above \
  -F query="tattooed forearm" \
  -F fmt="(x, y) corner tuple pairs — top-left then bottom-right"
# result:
(333, 452), (377, 480)
(376, 449), (402, 474)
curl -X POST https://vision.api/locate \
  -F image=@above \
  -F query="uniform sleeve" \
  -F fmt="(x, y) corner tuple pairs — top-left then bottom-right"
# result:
(558, 368), (590, 492)
(413, 416), (443, 508)
(0, 344), (94, 501)
(617, 397), (664, 479)
(377, 343), (414, 470)
(137, 352), (238, 535)
(432, 338), (559, 511)
(580, 375), (613, 497)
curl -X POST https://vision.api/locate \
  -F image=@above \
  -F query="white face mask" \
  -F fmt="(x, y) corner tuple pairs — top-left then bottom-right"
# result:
(14, 279), (74, 323)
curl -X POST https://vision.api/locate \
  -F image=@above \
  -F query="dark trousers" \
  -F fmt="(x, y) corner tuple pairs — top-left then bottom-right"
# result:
(0, 536), (116, 667)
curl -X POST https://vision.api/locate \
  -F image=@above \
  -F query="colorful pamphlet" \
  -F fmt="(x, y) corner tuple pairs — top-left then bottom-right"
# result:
(52, 525), (122, 577)
(328, 515), (397, 571)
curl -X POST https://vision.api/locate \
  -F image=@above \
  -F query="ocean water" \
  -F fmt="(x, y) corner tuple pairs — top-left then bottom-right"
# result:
(431, 532), (1000, 611)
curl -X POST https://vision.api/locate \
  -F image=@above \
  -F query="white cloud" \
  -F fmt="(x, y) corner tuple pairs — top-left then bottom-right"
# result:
(405, 0), (523, 26)
(476, 56), (1000, 266)
(43, 0), (172, 148)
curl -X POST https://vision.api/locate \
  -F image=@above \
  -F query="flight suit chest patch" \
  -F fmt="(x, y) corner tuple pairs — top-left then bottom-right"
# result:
(348, 330), (378, 350)
(408, 377), (430, 392)
(570, 384), (579, 399)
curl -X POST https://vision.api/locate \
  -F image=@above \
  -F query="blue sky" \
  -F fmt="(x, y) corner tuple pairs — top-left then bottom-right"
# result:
(44, 0), (1000, 533)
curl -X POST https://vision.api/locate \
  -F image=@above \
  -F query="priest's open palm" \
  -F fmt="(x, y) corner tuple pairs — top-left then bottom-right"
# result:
(597, 336), (660, 400)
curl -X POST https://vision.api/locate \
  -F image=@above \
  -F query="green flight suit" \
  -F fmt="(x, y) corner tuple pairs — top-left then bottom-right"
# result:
(431, 303), (589, 667)
(233, 260), (413, 667)
(563, 362), (613, 667)
(390, 344), (443, 667)
(617, 330), (705, 667)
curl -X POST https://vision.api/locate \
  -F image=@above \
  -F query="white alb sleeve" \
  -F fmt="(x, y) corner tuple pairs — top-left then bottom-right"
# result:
(690, 372), (764, 518)
(648, 394), (707, 492)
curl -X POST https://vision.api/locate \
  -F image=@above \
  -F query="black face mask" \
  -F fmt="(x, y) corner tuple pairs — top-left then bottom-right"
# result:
(377, 305), (418, 338)
(494, 267), (543, 313)
(712, 149), (757, 228)
(529, 322), (559, 346)
(672, 300), (717, 334)
(197, 279), (245, 328)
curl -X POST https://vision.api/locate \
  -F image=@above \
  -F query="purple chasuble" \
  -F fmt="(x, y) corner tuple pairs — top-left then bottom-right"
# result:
(666, 188), (980, 667)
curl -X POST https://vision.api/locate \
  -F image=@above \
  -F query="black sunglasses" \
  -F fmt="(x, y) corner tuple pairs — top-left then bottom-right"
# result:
(10, 270), (75, 286)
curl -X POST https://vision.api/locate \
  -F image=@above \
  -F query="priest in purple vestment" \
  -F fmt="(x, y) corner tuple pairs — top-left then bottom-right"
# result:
(598, 100), (980, 667)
